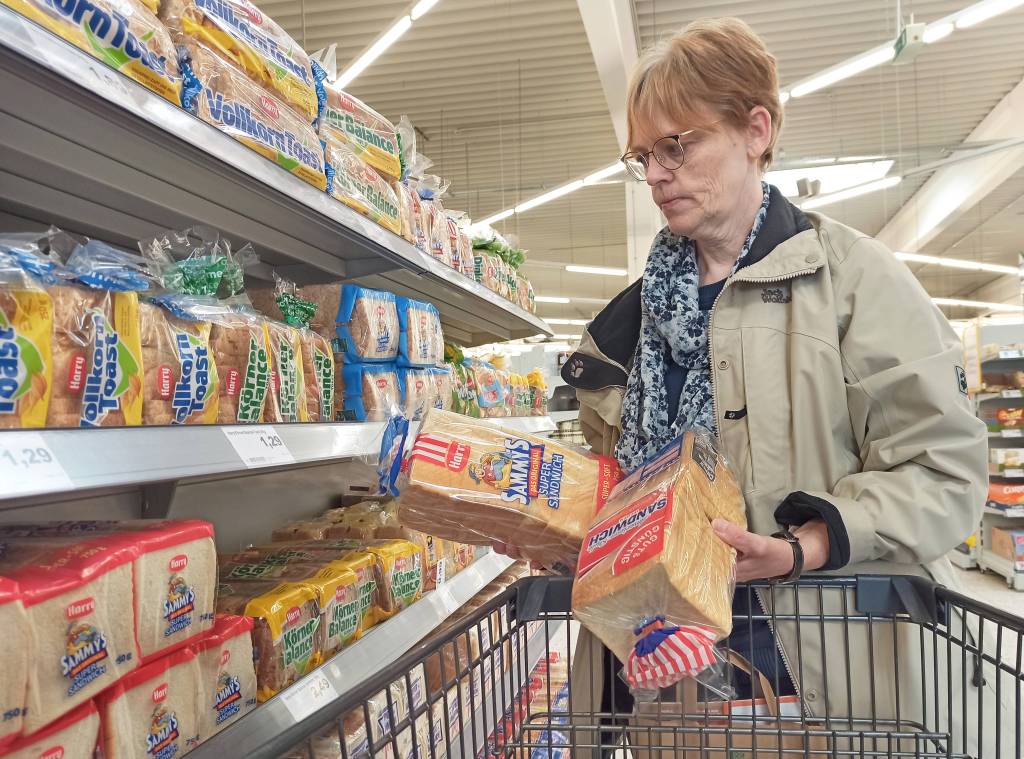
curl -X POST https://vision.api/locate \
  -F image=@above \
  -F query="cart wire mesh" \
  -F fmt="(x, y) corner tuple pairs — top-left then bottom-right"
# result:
(277, 575), (1024, 759)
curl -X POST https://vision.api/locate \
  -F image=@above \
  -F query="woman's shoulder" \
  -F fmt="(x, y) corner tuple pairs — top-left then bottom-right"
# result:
(804, 212), (905, 272)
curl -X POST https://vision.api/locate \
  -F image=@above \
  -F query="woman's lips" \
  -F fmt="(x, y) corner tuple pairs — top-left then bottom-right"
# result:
(659, 196), (692, 211)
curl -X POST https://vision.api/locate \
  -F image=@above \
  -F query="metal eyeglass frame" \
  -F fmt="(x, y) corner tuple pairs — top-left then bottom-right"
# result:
(620, 129), (697, 181)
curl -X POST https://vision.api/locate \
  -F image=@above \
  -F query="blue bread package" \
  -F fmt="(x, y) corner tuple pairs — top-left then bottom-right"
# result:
(336, 362), (400, 422)
(396, 297), (442, 367)
(330, 286), (399, 363)
(398, 366), (435, 421)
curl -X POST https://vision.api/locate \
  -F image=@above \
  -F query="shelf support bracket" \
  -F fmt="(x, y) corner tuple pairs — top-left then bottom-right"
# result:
(141, 481), (178, 519)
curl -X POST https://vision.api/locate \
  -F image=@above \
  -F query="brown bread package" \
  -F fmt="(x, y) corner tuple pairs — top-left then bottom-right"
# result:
(139, 301), (219, 425)
(572, 432), (746, 690)
(397, 409), (623, 571)
(299, 330), (334, 422)
(47, 285), (144, 428)
(209, 310), (270, 423)
(262, 320), (308, 423)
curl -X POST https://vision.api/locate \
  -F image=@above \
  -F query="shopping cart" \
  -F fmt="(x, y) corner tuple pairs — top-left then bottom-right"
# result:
(281, 575), (1024, 759)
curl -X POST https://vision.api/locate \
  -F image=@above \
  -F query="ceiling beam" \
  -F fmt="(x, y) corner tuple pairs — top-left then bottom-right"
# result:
(876, 76), (1024, 253)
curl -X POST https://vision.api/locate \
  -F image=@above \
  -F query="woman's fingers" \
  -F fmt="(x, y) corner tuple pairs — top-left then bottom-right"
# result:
(491, 541), (524, 560)
(713, 519), (794, 582)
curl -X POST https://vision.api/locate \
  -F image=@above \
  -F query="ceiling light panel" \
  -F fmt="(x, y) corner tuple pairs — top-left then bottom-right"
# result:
(789, 43), (896, 98)
(767, 160), (894, 197)
(800, 175), (902, 210)
(564, 265), (628, 276)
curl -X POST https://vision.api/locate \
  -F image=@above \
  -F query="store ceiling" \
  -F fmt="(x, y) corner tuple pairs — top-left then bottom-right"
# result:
(260, 0), (1024, 324)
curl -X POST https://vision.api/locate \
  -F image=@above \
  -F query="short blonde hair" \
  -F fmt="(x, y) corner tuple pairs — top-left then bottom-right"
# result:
(626, 18), (783, 171)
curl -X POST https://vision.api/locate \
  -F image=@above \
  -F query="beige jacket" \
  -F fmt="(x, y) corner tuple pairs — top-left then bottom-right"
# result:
(564, 204), (1012, 751)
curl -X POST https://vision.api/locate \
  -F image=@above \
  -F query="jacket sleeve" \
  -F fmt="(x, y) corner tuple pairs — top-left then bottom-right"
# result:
(779, 235), (987, 567)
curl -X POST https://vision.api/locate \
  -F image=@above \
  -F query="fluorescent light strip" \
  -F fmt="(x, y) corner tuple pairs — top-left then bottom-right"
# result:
(565, 264), (628, 276)
(477, 209), (514, 227)
(583, 163), (626, 185)
(933, 297), (1023, 312)
(923, 21), (955, 42)
(535, 296), (571, 304)
(551, 333), (584, 340)
(545, 318), (590, 325)
(789, 43), (896, 98)
(336, 15), (412, 89)
(410, 0), (441, 20)
(515, 180), (584, 214)
(955, 0), (1024, 28)
(800, 175), (902, 209)
(895, 252), (1017, 274)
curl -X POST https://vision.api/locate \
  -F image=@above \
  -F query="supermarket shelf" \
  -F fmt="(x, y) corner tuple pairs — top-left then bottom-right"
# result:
(989, 465), (1024, 478)
(981, 349), (1024, 364)
(949, 547), (978, 570)
(0, 7), (550, 347)
(977, 548), (1024, 591)
(988, 429), (1024, 438)
(977, 389), (1024, 402)
(984, 505), (1024, 518)
(548, 410), (580, 425)
(451, 620), (568, 759)
(190, 552), (515, 759)
(0, 416), (557, 504)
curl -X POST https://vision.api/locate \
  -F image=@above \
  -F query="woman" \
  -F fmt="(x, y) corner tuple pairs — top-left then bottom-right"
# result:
(500, 17), (1005, 755)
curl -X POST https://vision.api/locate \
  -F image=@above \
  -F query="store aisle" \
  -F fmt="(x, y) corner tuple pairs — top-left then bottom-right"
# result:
(953, 566), (1024, 616)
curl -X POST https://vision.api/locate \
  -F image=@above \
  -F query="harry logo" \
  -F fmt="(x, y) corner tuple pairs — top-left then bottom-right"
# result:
(761, 287), (791, 304)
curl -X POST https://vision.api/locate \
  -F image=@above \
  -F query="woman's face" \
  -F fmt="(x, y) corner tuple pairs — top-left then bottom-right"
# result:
(632, 107), (761, 240)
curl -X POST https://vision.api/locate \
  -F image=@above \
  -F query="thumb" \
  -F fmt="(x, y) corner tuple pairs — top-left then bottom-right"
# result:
(712, 518), (750, 550)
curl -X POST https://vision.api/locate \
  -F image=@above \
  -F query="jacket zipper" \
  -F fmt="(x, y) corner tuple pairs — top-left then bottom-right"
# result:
(707, 265), (819, 712)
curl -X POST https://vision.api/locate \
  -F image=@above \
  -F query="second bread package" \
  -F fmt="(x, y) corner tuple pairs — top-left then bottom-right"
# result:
(397, 409), (623, 571)
(572, 432), (746, 690)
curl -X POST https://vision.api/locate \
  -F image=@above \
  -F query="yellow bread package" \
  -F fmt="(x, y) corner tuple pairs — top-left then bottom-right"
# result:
(321, 132), (402, 235)
(572, 432), (746, 691)
(321, 87), (402, 180)
(306, 564), (363, 657)
(2, 0), (180, 102)
(181, 41), (326, 191)
(397, 409), (623, 571)
(362, 539), (423, 622)
(0, 250), (53, 429)
(160, 0), (316, 120)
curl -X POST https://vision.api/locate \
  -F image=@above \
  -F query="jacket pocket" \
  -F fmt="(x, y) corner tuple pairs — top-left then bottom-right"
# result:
(740, 327), (793, 499)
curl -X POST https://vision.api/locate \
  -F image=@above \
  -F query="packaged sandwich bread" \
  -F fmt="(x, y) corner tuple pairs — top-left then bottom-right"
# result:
(322, 285), (399, 363)
(180, 41), (326, 191)
(0, 245), (53, 429)
(1, 701), (99, 759)
(0, 536), (139, 733)
(209, 309), (270, 423)
(337, 362), (400, 422)
(321, 87), (402, 181)
(0, 579), (29, 750)
(572, 431), (745, 690)
(364, 539), (423, 622)
(398, 366), (434, 421)
(306, 564), (363, 657)
(262, 319), (308, 423)
(397, 409), (623, 571)
(98, 645), (203, 759)
(160, 0), (317, 121)
(321, 135), (403, 235)
(215, 580), (324, 701)
(468, 360), (505, 418)
(190, 614), (257, 739)
(2, 0), (180, 103)
(396, 297), (442, 367)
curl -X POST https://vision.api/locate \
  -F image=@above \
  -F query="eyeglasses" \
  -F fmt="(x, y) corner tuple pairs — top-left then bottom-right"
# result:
(620, 129), (698, 181)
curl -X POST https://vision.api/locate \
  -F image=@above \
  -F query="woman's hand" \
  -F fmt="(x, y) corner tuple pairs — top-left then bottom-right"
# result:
(712, 518), (830, 583)
(491, 541), (524, 561)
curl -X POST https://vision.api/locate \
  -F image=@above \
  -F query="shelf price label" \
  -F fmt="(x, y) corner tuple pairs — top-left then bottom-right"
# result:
(223, 426), (295, 468)
(1002, 429), (1023, 438)
(1005, 390), (1023, 398)
(0, 432), (73, 498)
(280, 671), (339, 722)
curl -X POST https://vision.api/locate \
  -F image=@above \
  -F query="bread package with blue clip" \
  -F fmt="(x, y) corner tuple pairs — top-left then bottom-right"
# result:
(396, 297), (442, 367)
(178, 40), (326, 191)
(2, 0), (181, 103)
(320, 86), (402, 181)
(572, 431), (746, 691)
(396, 408), (624, 572)
(160, 0), (317, 121)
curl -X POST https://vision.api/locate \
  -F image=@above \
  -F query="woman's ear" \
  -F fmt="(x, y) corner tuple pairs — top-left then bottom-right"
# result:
(746, 106), (772, 162)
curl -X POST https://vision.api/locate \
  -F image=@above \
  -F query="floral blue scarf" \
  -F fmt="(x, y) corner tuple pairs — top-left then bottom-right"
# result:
(615, 182), (771, 472)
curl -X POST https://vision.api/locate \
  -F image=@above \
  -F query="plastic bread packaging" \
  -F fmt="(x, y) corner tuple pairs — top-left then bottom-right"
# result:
(472, 250), (501, 293)
(0, 519), (218, 662)
(336, 362), (400, 422)
(0, 701), (99, 759)
(325, 550), (381, 632)
(2, 0), (180, 103)
(395, 409), (623, 572)
(0, 535), (140, 733)
(321, 132), (403, 235)
(395, 297), (442, 368)
(218, 558), (323, 581)
(262, 318), (308, 423)
(457, 227), (475, 278)
(320, 86), (402, 180)
(398, 366), (435, 421)
(414, 174), (452, 267)
(139, 226), (255, 302)
(327, 285), (400, 363)
(42, 242), (149, 428)
(160, 0), (317, 121)
(572, 431), (746, 692)
(277, 712), (370, 759)
(446, 360), (480, 418)
(0, 243), (54, 429)
(359, 539), (423, 623)
(189, 614), (257, 740)
(215, 580), (324, 701)
(98, 645), (203, 758)
(0, 578), (30, 750)
(306, 563), (363, 657)
(431, 366), (453, 412)
(395, 181), (420, 246)
(178, 40), (326, 191)
(445, 211), (468, 273)
(467, 359), (505, 418)
(527, 369), (546, 416)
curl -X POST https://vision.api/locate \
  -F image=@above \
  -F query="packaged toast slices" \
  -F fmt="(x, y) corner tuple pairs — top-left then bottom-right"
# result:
(395, 297), (442, 368)
(321, 87), (402, 181)
(321, 134), (403, 236)
(2, 0), (181, 104)
(180, 41), (326, 191)
(294, 284), (398, 364)
(1, 701), (100, 759)
(190, 614), (257, 740)
(160, 0), (317, 121)
(336, 362), (400, 422)
(0, 579), (30, 750)
(262, 318), (308, 423)
(209, 308), (270, 423)
(572, 432), (746, 691)
(397, 409), (623, 572)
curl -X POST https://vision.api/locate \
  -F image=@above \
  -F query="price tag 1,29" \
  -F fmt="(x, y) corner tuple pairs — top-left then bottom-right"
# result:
(280, 671), (339, 722)
(222, 426), (295, 468)
(0, 432), (74, 498)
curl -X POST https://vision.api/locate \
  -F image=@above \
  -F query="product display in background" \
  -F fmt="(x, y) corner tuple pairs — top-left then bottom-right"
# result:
(209, 309), (271, 424)
(990, 527), (1024, 570)
(396, 297), (443, 368)
(0, 701), (100, 759)
(190, 614), (257, 740)
(987, 481), (1024, 508)
(397, 409), (623, 571)
(0, 579), (29, 750)
(321, 135), (403, 235)
(262, 319), (308, 424)
(573, 431), (746, 690)
(323, 285), (399, 364)
(336, 362), (400, 422)
(320, 87), (402, 181)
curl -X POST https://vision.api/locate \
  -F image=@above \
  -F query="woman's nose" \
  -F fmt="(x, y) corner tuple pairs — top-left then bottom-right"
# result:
(644, 158), (673, 186)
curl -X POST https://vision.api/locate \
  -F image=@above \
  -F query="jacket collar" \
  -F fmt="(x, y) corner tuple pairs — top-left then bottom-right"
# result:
(562, 185), (814, 391)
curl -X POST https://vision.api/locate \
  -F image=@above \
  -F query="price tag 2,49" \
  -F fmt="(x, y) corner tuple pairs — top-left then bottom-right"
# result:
(222, 426), (296, 468)
(280, 671), (339, 722)
(0, 432), (74, 498)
